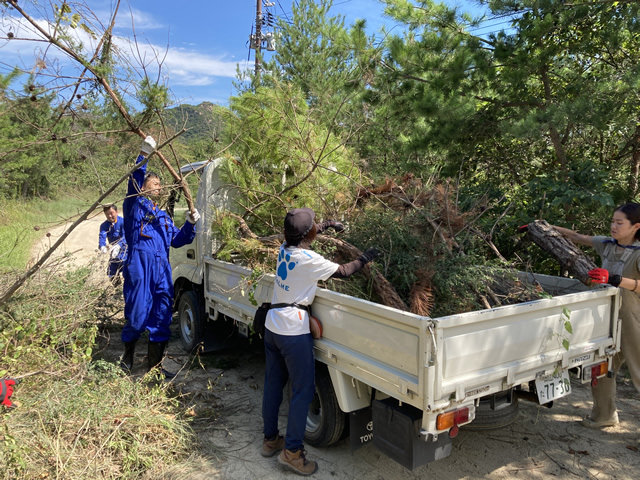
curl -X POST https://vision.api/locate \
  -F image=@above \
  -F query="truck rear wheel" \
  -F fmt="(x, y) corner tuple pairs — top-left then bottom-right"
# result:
(463, 389), (520, 430)
(178, 290), (204, 352)
(303, 365), (347, 447)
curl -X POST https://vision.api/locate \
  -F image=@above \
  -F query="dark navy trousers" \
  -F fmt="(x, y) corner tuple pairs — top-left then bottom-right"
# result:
(262, 329), (315, 452)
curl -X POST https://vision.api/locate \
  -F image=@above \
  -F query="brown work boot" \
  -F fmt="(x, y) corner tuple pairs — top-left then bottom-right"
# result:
(278, 448), (318, 476)
(261, 435), (285, 457)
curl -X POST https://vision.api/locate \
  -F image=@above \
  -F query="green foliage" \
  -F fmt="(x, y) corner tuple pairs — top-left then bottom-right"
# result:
(221, 82), (362, 231)
(162, 102), (227, 144)
(138, 78), (170, 112)
(346, 208), (427, 300)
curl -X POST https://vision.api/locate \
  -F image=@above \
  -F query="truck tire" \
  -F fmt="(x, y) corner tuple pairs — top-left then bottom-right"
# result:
(463, 390), (520, 431)
(303, 365), (347, 447)
(177, 290), (204, 352)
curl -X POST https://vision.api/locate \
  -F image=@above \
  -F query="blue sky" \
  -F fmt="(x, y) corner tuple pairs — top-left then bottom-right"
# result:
(1, 0), (488, 107)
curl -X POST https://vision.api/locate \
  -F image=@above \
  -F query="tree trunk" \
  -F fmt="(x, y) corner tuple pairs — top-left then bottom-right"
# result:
(526, 220), (596, 286)
(629, 124), (640, 197)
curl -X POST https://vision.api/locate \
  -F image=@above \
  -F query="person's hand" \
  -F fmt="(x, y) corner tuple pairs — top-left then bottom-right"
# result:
(588, 268), (622, 287)
(186, 209), (201, 224)
(140, 136), (157, 155)
(110, 244), (121, 259)
(100, 246), (108, 254)
(358, 247), (380, 264)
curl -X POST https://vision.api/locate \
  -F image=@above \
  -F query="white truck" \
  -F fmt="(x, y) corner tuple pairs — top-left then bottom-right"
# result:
(169, 160), (621, 470)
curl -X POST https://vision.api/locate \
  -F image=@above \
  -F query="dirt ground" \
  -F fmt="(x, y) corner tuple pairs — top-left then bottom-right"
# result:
(34, 217), (640, 480)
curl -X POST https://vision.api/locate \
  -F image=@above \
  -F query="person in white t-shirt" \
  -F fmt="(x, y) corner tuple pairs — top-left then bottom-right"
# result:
(260, 207), (379, 476)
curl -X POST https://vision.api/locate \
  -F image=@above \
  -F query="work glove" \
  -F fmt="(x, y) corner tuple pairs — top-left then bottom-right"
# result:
(140, 136), (157, 155)
(100, 246), (108, 254)
(110, 244), (121, 259)
(317, 220), (345, 234)
(588, 268), (622, 287)
(186, 209), (201, 224)
(330, 221), (345, 233)
(358, 247), (380, 264)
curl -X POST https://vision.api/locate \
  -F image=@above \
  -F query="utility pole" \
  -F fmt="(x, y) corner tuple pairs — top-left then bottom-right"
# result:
(254, 0), (262, 86)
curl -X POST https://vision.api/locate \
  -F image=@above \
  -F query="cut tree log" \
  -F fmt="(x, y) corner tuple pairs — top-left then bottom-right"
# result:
(525, 220), (596, 286)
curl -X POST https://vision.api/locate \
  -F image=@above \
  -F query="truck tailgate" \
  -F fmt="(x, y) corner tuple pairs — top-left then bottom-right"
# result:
(435, 284), (619, 405)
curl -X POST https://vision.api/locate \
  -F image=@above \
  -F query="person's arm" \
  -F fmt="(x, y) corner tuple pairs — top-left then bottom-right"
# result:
(316, 220), (344, 234)
(550, 225), (594, 246)
(170, 210), (199, 248)
(123, 137), (156, 219)
(331, 248), (379, 279)
(98, 224), (108, 249)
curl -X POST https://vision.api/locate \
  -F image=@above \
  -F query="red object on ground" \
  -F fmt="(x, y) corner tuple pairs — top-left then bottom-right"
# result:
(0, 378), (18, 409)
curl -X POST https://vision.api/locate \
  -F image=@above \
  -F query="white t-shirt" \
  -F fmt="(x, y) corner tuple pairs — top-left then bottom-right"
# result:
(265, 244), (339, 336)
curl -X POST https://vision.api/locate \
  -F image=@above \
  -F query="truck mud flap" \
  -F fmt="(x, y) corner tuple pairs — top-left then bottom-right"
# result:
(349, 407), (373, 451)
(372, 398), (452, 470)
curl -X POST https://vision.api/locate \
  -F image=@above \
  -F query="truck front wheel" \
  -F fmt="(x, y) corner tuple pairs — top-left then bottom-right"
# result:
(304, 365), (347, 447)
(177, 290), (204, 352)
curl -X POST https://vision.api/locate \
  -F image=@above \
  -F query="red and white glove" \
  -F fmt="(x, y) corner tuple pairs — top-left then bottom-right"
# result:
(588, 268), (622, 287)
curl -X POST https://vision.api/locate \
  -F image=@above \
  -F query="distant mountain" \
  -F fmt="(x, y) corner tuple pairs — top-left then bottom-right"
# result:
(163, 102), (226, 143)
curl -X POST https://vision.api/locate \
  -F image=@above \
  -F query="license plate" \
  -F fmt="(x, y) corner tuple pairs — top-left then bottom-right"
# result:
(535, 370), (571, 404)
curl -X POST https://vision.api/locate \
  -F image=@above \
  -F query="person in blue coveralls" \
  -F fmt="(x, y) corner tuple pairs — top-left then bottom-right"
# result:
(260, 207), (379, 476)
(98, 204), (127, 283)
(119, 136), (200, 377)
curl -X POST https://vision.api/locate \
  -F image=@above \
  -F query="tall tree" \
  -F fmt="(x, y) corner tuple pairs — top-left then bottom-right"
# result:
(376, 0), (640, 219)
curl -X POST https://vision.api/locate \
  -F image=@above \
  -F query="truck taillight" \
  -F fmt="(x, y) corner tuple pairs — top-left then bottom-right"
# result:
(436, 407), (470, 431)
(582, 361), (608, 382)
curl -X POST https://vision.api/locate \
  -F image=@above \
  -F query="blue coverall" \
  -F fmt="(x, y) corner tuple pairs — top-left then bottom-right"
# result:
(121, 155), (196, 344)
(98, 215), (128, 277)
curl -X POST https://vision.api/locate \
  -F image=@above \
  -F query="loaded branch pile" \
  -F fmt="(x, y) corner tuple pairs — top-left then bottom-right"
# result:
(218, 175), (544, 317)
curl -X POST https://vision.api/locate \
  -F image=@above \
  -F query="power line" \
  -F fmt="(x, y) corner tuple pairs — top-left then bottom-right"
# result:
(276, 0), (291, 24)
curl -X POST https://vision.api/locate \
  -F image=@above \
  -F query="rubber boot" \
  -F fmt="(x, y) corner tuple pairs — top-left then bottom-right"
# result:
(147, 341), (175, 379)
(119, 340), (137, 373)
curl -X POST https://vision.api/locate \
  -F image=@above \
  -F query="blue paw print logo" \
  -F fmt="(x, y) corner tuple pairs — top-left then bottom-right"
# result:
(277, 249), (296, 281)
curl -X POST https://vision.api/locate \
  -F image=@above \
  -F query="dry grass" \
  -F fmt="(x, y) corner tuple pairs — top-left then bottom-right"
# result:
(0, 264), (195, 479)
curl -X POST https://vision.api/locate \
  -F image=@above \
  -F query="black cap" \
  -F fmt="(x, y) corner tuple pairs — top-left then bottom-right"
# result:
(284, 208), (316, 239)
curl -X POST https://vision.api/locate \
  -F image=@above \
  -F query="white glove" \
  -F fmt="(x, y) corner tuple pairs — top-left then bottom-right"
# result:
(100, 246), (108, 254)
(140, 136), (157, 155)
(186, 209), (201, 224)
(110, 244), (121, 259)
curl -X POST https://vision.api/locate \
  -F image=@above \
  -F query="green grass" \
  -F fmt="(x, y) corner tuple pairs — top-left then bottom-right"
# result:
(0, 193), (92, 273)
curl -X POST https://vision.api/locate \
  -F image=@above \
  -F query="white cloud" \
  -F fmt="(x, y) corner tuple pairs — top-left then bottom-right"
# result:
(1, 13), (238, 87)
(115, 36), (239, 87)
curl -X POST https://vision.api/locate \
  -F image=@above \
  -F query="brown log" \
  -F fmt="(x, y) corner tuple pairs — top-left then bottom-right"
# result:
(526, 220), (596, 286)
